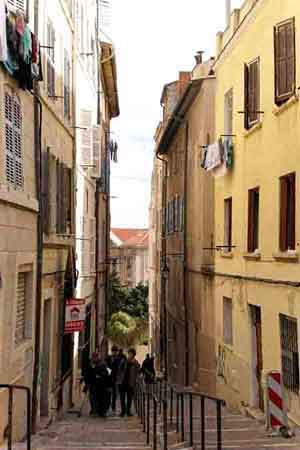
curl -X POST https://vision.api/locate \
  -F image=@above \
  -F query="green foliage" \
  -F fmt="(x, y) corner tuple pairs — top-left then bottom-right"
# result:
(108, 271), (149, 347)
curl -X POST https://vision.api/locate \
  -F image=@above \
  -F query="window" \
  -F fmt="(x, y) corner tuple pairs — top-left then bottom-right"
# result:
(224, 197), (232, 252)
(47, 21), (55, 97)
(223, 297), (233, 346)
(41, 148), (50, 234)
(56, 161), (72, 235)
(280, 314), (299, 394)
(5, 91), (23, 189)
(7, 0), (26, 13)
(274, 18), (295, 105)
(224, 88), (233, 135)
(15, 271), (32, 346)
(248, 188), (259, 253)
(244, 58), (260, 129)
(64, 50), (71, 119)
(279, 173), (295, 251)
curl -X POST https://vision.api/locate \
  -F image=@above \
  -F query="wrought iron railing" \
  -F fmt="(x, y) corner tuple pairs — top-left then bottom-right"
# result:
(0, 385), (31, 450)
(136, 378), (225, 450)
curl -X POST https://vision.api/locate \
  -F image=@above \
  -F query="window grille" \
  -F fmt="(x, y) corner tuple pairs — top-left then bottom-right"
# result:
(7, 0), (26, 13)
(280, 314), (299, 394)
(5, 91), (23, 189)
(15, 272), (27, 345)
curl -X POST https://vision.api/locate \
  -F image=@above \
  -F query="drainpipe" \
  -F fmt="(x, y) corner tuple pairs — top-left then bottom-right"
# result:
(183, 122), (189, 386)
(32, 0), (43, 433)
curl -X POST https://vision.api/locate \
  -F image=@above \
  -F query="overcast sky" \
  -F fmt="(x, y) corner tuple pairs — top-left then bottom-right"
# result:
(109, 0), (243, 229)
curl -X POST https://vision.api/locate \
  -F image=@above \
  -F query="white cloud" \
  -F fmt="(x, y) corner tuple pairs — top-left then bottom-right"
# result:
(109, 0), (244, 228)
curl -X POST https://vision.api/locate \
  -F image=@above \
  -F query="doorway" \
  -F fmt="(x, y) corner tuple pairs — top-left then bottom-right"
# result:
(40, 299), (52, 417)
(250, 305), (264, 411)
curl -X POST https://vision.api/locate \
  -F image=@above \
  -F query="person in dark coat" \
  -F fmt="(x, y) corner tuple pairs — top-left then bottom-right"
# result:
(95, 357), (111, 417)
(119, 348), (140, 417)
(141, 354), (156, 384)
(83, 352), (100, 416)
(106, 345), (122, 414)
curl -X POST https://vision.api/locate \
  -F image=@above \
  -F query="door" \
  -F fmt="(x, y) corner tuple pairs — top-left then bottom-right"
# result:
(250, 305), (264, 411)
(40, 299), (52, 417)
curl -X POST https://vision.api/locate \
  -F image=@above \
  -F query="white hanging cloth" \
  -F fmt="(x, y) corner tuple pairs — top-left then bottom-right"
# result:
(0, 0), (7, 62)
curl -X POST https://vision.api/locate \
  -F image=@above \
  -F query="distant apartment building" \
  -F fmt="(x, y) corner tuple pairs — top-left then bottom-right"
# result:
(110, 229), (149, 288)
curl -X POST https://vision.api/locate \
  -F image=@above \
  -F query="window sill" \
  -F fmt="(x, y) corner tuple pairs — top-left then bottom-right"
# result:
(243, 121), (262, 138)
(0, 186), (38, 212)
(243, 252), (261, 260)
(220, 252), (233, 259)
(273, 251), (299, 262)
(273, 95), (299, 116)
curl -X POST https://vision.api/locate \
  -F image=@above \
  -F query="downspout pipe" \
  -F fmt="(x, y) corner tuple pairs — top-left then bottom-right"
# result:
(183, 123), (189, 386)
(32, 0), (43, 432)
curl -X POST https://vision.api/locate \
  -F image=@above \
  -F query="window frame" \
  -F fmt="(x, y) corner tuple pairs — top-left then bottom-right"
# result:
(223, 297), (233, 346)
(46, 20), (56, 98)
(248, 187), (260, 253)
(280, 314), (299, 394)
(224, 197), (233, 252)
(274, 17), (296, 106)
(244, 57), (260, 129)
(279, 172), (296, 252)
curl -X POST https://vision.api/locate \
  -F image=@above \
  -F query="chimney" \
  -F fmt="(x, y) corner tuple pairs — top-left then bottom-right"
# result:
(226, 0), (231, 27)
(177, 72), (191, 97)
(194, 51), (204, 65)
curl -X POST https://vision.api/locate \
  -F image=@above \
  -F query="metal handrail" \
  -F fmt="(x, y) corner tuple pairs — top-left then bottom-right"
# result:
(169, 384), (225, 450)
(0, 384), (31, 450)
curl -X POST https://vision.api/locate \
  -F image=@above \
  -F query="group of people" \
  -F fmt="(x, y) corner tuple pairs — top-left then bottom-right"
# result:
(83, 346), (155, 418)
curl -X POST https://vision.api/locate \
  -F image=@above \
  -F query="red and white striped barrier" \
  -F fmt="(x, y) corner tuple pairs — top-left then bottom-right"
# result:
(267, 371), (286, 429)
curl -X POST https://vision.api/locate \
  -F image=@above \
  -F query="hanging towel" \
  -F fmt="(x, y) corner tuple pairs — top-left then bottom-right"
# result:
(3, 17), (19, 75)
(22, 25), (32, 64)
(205, 140), (223, 171)
(224, 137), (234, 169)
(0, 0), (7, 61)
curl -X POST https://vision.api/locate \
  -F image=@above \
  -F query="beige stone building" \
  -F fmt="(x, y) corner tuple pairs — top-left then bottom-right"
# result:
(150, 56), (216, 389)
(110, 228), (149, 289)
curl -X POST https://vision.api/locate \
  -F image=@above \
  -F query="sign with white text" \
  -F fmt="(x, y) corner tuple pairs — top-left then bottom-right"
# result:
(64, 298), (86, 334)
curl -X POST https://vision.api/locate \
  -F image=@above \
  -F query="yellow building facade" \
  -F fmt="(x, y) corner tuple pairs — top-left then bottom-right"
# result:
(214, 0), (300, 423)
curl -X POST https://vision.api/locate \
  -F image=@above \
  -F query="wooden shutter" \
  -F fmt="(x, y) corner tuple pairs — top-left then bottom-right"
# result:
(274, 18), (295, 105)
(13, 95), (23, 188)
(42, 148), (50, 234)
(244, 63), (249, 130)
(15, 272), (26, 345)
(248, 59), (259, 126)
(288, 173), (295, 250)
(248, 190), (254, 253)
(92, 125), (101, 178)
(56, 159), (61, 233)
(5, 92), (15, 185)
(280, 177), (288, 251)
(79, 110), (93, 167)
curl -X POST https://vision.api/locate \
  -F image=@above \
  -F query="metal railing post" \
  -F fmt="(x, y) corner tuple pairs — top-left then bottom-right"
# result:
(217, 401), (222, 450)
(146, 389), (150, 445)
(189, 393), (193, 447)
(153, 397), (157, 450)
(180, 393), (185, 442)
(201, 396), (205, 450)
(26, 387), (31, 450)
(142, 391), (146, 432)
(176, 393), (179, 433)
(8, 387), (13, 450)
(170, 386), (173, 424)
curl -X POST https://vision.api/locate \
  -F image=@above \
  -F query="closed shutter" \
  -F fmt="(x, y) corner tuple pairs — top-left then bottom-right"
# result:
(42, 149), (50, 234)
(5, 92), (23, 189)
(61, 164), (67, 234)
(79, 110), (93, 167)
(248, 189), (256, 253)
(92, 125), (101, 178)
(90, 217), (96, 273)
(280, 177), (288, 251)
(288, 173), (295, 250)
(47, 21), (55, 97)
(7, 0), (26, 13)
(244, 63), (249, 130)
(248, 59), (259, 126)
(64, 50), (71, 118)
(15, 273), (26, 345)
(56, 160), (61, 233)
(274, 18), (295, 105)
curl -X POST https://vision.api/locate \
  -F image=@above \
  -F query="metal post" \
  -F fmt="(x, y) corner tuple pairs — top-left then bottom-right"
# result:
(217, 401), (222, 450)
(170, 387), (173, 424)
(142, 391), (146, 433)
(163, 397), (168, 450)
(8, 387), (13, 450)
(153, 397), (157, 450)
(146, 390), (150, 444)
(201, 397), (205, 450)
(26, 388), (31, 450)
(189, 394), (193, 447)
(176, 393), (179, 433)
(181, 393), (185, 442)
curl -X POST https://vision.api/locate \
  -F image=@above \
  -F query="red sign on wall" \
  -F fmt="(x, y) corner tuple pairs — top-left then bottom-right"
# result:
(64, 298), (86, 334)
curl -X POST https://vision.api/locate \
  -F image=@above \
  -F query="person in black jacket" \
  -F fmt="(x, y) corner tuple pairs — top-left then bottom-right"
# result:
(83, 352), (100, 416)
